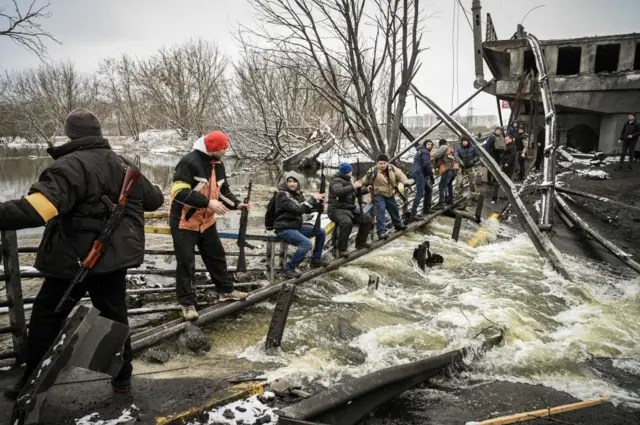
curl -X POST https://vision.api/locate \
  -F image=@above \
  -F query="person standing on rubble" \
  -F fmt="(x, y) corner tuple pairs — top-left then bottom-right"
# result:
(514, 127), (529, 181)
(328, 163), (373, 257)
(364, 154), (409, 240)
(432, 139), (459, 208)
(617, 113), (640, 171)
(409, 139), (435, 221)
(169, 131), (251, 321)
(273, 172), (329, 277)
(484, 127), (506, 183)
(0, 109), (164, 399)
(454, 137), (480, 196)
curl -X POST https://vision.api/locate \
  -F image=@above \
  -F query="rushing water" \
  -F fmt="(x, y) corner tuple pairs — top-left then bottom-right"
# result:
(2, 149), (640, 413)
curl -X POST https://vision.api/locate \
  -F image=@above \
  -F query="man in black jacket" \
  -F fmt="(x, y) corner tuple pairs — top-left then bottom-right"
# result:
(514, 127), (529, 180)
(328, 163), (373, 257)
(169, 131), (252, 321)
(454, 137), (480, 195)
(617, 113), (640, 171)
(0, 109), (164, 400)
(410, 140), (434, 221)
(274, 171), (327, 278)
(501, 136), (517, 178)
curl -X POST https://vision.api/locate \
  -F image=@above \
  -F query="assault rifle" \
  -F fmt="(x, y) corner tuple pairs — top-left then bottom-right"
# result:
(313, 163), (325, 233)
(356, 159), (364, 216)
(236, 180), (252, 273)
(55, 167), (142, 313)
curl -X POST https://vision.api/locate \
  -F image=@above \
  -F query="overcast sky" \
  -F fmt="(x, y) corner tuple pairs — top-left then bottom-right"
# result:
(1, 0), (638, 117)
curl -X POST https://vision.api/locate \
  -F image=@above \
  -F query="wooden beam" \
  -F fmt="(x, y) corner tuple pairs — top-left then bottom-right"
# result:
(473, 397), (609, 425)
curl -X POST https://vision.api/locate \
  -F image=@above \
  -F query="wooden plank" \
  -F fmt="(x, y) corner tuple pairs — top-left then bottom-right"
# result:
(1, 230), (27, 364)
(474, 397), (609, 425)
(144, 226), (280, 241)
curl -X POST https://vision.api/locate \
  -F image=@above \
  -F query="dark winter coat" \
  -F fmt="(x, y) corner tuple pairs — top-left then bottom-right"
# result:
(412, 146), (434, 179)
(454, 144), (480, 169)
(169, 138), (240, 230)
(328, 172), (369, 215)
(273, 180), (318, 231)
(514, 131), (528, 152)
(620, 120), (640, 143)
(0, 136), (164, 278)
(500, 141), (517, 175)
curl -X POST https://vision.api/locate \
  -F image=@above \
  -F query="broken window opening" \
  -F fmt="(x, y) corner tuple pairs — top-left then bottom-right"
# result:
(594, 44), (620, 73)
(523, 49), (539, 76)
(556, 46), (581, 75)
(634, 43), (640, 71)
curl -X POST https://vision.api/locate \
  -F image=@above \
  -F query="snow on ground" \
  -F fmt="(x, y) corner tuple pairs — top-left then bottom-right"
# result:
(576, 169), (610, 180)
(75, 406), (138, 425)
(188, 395), (277, 425)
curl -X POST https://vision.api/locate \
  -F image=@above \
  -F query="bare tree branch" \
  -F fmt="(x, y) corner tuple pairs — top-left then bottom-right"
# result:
(0, 0), (59, 58)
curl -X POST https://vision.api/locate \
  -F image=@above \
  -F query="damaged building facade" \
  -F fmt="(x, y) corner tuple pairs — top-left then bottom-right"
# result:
(480, 26), (640, 153)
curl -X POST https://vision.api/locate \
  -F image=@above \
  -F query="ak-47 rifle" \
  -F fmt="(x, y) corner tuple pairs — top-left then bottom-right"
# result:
(236, 180), (252, 273)
(313, 163), (325, 233)
(55, 167), (142, 313)
(356, 159), (364, 216)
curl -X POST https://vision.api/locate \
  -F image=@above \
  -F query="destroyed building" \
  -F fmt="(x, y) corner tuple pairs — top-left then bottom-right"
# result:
(479, 18), (640, 154)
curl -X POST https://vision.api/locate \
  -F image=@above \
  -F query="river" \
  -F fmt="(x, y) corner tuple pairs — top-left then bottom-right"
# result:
(1, 149), (639, 418)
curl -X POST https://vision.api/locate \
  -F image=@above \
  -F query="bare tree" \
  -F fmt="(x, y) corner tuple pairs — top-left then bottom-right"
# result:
(135, 39), (228, 139)
(246, 0), (424, 159)
(0, 0), (58, 57)
(225, 37), (337, 160)
(4, 61), (101, 145)
(100, 55), (146, 140)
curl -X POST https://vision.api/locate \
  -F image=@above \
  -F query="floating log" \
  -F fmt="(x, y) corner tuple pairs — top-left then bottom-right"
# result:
(131, 197), (469, 353)
(472, 397), (609, 425)
(276, 334), (503, 425)
(265, 284), (296, 350)
(451, 215), (463, 241)
(556, 194), (640, 274)
(409, 86), (572, 281)
(556, 186), (640, 215)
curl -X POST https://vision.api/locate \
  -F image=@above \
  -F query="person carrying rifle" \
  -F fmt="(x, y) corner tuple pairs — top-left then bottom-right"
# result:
(409, 139), (435, 221)
(364, 154), (409, 240)
(0, 109), (164, 399)
(328, 163), (373, 257)
(170, 131), (252, 321)
(432, 139), (460, 208)
(274, 171), (328, 279)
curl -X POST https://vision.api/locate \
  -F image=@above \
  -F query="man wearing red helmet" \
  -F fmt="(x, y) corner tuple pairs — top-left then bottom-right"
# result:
(170, 131), (252, 320)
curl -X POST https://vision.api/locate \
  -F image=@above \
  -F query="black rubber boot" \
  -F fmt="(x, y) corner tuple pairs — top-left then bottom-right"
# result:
(310, 259), (331, 268)
(111, 377), (131, 395)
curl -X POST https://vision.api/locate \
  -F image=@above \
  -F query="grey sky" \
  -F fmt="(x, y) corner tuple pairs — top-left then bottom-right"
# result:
(1, 0), (639, 118)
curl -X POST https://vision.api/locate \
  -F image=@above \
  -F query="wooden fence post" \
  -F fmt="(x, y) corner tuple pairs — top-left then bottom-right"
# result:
(1, 230), (27, 365)
(265, 241), (276, 283)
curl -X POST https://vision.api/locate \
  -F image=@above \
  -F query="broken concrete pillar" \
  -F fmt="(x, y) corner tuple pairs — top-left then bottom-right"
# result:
(599, 114), (629, 153)
(509, 47), (524, 78)
(618, 41), (636, 72)
(545, 45), (558, 77)
(580, 44), (597, 75)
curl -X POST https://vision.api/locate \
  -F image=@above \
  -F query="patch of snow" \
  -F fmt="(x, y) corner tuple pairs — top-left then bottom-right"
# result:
(75, 406), (138, 425)
(191, 395), (277, 425)
(1, 366), (11, 372)
(53, 333), (66, 350)
(261, 391), (276, 400)
(576, 169), (610, 180)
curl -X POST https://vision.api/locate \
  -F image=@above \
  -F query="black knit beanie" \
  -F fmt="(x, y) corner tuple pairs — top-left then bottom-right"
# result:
(439, 139), (447, 146)
(377, 154), (389, 162)
(64, 108), (102, 140)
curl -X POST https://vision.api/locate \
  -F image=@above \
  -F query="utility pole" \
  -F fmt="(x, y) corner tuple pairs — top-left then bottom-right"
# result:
(472, 0), (486, 88)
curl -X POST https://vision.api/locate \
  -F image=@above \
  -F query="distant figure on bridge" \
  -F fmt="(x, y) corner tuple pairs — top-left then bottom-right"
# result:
(484, 127), (506, 184)
(617, 113), (640, 172)
(273, 171), (328, 278)
(432, 139), (459, 208)
(514, 127), (530, 181)
(0, 109), (164, 399)
(454, 137), (480, 196)
(500, 136), (517, 179)
(409, 139), (435, 221)
(364, 154), (409, 240)
(169, 131), (251, 321)
(328, 163), (373, 257)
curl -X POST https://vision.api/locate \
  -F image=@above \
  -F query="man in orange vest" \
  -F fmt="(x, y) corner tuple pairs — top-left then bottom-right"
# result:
(431, 139), (459, 207)
(169, 131), (252, 320)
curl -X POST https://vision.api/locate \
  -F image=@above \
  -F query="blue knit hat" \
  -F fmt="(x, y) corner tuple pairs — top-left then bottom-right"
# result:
(339, 162), (353, 174)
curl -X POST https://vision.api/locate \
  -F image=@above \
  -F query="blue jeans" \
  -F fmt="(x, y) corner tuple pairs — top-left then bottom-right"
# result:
(278, 225), (326, 270)
(411, 175), (433, 216)
(438, 169), (454, 204)
(374, 195), (402, 234)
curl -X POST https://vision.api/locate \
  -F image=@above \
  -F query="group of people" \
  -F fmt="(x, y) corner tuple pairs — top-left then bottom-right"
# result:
(485, 121), (530, 182)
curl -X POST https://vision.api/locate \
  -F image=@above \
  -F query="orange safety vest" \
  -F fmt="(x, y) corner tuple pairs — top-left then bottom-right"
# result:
(438, 147), (460, 174)
(171, 160), (221, 233)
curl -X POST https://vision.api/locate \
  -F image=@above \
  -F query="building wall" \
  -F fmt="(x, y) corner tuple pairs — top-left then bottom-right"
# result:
(599, 114), (636, 154)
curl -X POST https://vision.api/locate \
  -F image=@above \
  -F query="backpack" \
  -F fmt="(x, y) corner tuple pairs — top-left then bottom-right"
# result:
(264, 191), (278, 231)
(494, 135), (506, 150)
